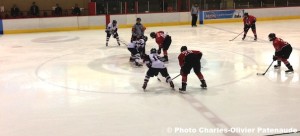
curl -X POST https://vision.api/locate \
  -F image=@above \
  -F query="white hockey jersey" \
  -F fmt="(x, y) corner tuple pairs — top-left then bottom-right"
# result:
(146, 54), (165, 69)
(106, 23), (118, 33)
(127, 39), (145, 49)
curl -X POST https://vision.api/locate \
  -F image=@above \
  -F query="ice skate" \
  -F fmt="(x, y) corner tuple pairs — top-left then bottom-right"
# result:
(200, 80), (207, 88)
(285, 69), (294, 73)
(242, 34), (246, 40)
(169, 81), (174, 89)
(179, 83), (187, 93)
(285, 65), (294, 73)
(274, 61), (281, 69)
(142, 83), (147, 90)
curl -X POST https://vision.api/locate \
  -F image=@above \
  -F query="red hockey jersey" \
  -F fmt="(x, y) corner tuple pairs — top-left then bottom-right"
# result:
(155, 31), (166, 48)
(178, 50), (201, 67)
(243, 15), (256, 25)
(273, 37), (289, 52)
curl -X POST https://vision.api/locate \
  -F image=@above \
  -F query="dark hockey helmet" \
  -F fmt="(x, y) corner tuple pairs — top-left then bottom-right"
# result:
(143, 36), (148, 42)
(112, 20), (117, 24)
(244, 12), (249, 17)
(150, 48), (157, 54)
(268, 33), (276, 41)
(150, 32), (156, 38)
(180, 46), (187, 52)
(136, 18), (141, 21)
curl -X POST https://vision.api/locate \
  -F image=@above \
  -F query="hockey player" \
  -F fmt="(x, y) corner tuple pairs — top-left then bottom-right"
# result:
(127, 37), (145, 67)
(137, 35), (148, 58)
(105, 20), (120, 46)
(178, 46), (207, 92)
(269, 33), (294, 73)
(142, 48), (174, 90)
(150, 31), (172, 62)
(242, 12), (257, 41)
(131, 18), (146, 42)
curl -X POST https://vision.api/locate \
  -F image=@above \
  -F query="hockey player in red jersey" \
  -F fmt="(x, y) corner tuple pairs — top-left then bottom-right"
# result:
(142, 48), (174, 90)
(178, 46), (207, 92)
(268, 33), (294, 73)
(242, 12), (257, 41)
(150, 31), (172, 62)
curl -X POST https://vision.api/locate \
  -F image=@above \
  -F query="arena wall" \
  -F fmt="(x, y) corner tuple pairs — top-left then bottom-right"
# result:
(2, 7), (300, 34)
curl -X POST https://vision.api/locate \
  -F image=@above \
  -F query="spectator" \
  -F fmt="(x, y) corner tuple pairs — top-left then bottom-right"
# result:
(11, 4), (20, 17)
(54, 4), (62, 16)
(30, 2), (39, 16)
(72, 4), (81, 15)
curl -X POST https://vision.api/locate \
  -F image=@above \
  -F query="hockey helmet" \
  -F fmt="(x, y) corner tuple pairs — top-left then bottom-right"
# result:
(180, 46), (187, 52)
(244, 12), (249, 17)
(268, 33), (276, 41)
(143, 36), (148, 42)
(112, 20), (117, 24)
(150, 48), (157, 54)
(136, 18), (141, 21)
(150, 32), (156, 38)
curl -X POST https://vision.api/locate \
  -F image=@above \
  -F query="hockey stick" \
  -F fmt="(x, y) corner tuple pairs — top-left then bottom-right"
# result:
(229, 27), (250, 41)
(157, 74), (180, 83)
(157, 76), (161, 82)
(165, 74), (181, 83)
(118, 38), (128, 46)
(229, 31), (244, 41)
(171, 74), (181, 81)
(156, 73), (161, 82)
(257, 60), (275, 76)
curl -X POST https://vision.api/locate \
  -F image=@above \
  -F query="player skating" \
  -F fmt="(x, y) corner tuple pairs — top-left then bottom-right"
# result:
(269, 33), (294, 73)
(178, 46), (207, 92)
(242, 12), (257, 41)
(105, 20), (120, 46)
(150, 31), (172, 62)
(142, 48), (174, 90)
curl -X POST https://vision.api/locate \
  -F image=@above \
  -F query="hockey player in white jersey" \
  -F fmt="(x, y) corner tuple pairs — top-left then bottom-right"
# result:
(127, 37), (145, 67)
(105, 20), (120, 46)
(142, 48), (175, 90)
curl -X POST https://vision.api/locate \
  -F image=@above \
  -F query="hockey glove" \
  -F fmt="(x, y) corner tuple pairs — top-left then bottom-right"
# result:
(146, 62), (152, 68)
(273, 55), (277, 61)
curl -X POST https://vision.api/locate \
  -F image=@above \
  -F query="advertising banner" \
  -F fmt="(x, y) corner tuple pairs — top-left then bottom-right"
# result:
(200, 9), (244, 24)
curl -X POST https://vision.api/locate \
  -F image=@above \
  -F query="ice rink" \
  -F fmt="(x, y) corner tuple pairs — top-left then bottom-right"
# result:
(0, 19), (300, 136)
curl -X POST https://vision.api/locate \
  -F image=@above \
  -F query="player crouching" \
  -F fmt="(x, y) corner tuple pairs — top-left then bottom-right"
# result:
(269, 33), (294, 73)
(127, 37), (145, 67)
(142, 48), (175, 90)
(150, 31), (172, 62)
(178, 46), (207, 92)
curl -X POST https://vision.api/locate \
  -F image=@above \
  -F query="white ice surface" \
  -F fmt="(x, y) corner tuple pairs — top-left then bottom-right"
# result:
(0, 19), (300, 136)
